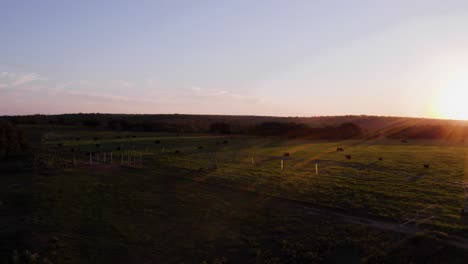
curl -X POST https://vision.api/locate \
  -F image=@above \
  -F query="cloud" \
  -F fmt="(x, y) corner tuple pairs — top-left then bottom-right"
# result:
(0, 72), (45, 89)
(145, 78), (154, 86)
(115, 80), (134, 89)
(1, 71), (291, 115)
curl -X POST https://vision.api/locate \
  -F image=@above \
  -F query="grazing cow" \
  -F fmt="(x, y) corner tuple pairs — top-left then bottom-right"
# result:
(424, 164), (430, 169)
(336, 148), (344, 152)
(223, 140), (228, 144)
(401, 139), (408, 143)
(175, 150), (180, 154)
(345, 155), (352, 160)
(198, 146), (204, 150)
(283, 153), (290, 157)
(116, 146), (121, 151)
(378, 157), (383, 161)
(70, 148), (75, 153)
(95, 144), (100, 148)
(154, 140), (160, 144)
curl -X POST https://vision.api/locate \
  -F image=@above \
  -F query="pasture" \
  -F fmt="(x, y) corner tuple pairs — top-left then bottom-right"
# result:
(2, 126), (468, 263)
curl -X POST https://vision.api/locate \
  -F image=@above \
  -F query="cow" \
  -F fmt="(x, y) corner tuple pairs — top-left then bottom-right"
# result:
(283, 152), (290, 157)
(336, 148), (344, 152)
(423, 164), (430, 169)
(345, 155), (352, 160)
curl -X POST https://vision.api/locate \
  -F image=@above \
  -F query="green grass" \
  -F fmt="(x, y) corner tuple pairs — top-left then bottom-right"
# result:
(2, 126), (468, 263)
(41, 129), (468, 233)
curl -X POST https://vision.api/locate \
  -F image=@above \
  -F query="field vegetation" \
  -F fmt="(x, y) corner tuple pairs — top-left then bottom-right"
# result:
(1, 122), (468, 263)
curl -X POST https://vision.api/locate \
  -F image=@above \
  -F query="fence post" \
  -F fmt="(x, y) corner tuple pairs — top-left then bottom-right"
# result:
(315, 163), (318, 175)
(281, 159), (284, 171)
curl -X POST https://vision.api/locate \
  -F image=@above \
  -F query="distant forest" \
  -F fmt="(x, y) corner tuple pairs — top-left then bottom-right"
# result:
(2, 113), (468, 140)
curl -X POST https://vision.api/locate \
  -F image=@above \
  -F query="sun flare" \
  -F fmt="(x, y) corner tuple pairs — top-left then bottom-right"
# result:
(434, 74), (468, 120)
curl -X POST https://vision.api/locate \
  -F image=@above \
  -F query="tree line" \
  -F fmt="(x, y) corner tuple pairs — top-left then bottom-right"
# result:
(3, 113), (468, 140)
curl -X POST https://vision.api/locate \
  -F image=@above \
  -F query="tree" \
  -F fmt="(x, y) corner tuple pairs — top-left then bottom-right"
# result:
(82, 119), (101, 127)
(210, 122), (231, 134)
(0, 120), (27, 158)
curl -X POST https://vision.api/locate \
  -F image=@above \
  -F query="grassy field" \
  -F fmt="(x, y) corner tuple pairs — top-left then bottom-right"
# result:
(1, 126), (468, 263)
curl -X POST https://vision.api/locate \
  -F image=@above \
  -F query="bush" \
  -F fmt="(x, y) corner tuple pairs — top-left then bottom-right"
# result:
(0, 119), (27, 158)
(210, 122), (231, 134)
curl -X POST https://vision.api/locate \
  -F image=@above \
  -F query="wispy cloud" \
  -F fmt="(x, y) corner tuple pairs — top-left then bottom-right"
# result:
(1, 71), (291, 115)
(0, 72), (45, 89)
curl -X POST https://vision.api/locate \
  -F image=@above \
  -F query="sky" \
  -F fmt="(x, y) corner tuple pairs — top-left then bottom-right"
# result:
(2, 0), (468, 118)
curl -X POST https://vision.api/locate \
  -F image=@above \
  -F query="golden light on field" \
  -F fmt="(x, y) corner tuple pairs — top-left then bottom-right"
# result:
(434, 74), (468, 120)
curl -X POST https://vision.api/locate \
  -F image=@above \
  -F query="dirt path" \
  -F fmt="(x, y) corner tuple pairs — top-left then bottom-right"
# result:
(179, 170), (468, 251)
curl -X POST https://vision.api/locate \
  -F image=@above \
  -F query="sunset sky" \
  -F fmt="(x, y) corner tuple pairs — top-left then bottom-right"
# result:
(2, 0), (468, 119)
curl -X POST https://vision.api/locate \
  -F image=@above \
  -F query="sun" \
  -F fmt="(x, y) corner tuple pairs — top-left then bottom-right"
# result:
(434, 74), (468, 120)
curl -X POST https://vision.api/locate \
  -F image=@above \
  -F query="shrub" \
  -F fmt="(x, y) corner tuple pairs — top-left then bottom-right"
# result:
(0, 119), (27, 158)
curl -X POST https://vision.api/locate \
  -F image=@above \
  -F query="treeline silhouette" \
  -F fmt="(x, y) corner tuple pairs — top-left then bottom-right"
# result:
(251, 122), (362, 139)
(387, 125), (468, 140)
(3, 113), (468, 140)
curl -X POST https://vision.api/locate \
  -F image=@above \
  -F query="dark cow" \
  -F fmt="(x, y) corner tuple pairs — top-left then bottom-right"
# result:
(378, 157), (383, 161)
(283, 153), (290, 157)
(423, 164), (430, 169)
(336, 148), (344, 152)
(345, 155), (352, 160)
